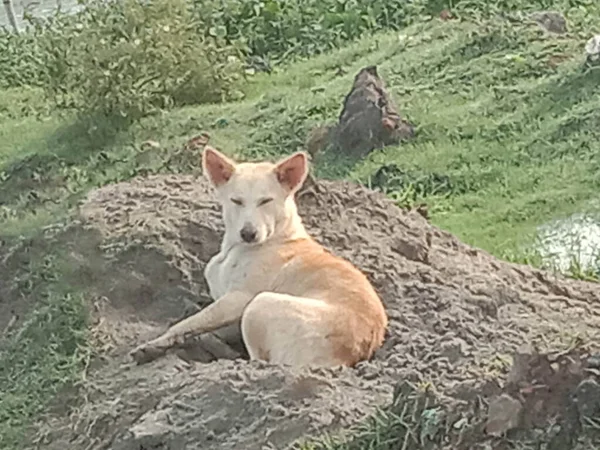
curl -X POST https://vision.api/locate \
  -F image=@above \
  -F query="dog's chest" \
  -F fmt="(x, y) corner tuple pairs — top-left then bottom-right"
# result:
(204, 245), (258, 299)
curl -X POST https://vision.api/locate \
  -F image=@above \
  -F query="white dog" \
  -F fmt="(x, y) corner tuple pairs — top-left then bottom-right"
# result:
(131, 147), (387, 367)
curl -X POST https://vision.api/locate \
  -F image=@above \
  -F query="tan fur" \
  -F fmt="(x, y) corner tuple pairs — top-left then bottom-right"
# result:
(130, 148), (388, 368)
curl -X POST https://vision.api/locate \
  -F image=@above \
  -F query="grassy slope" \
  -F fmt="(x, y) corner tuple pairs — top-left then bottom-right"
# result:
(1, 14), (599, 449)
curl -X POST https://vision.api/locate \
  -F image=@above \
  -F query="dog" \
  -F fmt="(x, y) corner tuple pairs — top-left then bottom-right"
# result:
(130, 147), (388, 368)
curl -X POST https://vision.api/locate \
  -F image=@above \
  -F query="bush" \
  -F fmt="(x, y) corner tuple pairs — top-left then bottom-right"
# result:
(0, 31), (47, 89)
(37, 0), (245, 121)
(194, 0), (418, 63)
(192, 0), (598, 64)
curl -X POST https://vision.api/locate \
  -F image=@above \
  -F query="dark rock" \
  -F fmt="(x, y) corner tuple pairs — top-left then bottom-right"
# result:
(306, 65), (415, 159)
(529, 11), (568, 34)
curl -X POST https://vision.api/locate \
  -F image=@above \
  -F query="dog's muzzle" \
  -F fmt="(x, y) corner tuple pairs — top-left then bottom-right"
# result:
(240, 224), (258, 243)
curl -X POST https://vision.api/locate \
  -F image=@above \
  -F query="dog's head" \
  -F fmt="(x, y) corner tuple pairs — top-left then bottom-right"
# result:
(202, 147), (309, 245)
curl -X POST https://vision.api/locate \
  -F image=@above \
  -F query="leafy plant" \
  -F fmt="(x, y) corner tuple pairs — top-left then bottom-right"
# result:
(0, 31), (46, 88)
(194, 0), (418, 64)
(37, 0), (245, 121)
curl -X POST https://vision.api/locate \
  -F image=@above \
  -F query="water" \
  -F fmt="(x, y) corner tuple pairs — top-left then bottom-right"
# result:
(0, 0), (80, 29)
(536, 213), (600, 274)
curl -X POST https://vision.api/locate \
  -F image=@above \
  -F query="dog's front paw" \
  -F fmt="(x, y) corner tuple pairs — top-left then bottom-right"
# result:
(130, 341), (167, 365)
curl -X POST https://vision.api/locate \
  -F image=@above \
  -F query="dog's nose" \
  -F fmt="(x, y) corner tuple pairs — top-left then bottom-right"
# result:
(240, 225), (258, 243)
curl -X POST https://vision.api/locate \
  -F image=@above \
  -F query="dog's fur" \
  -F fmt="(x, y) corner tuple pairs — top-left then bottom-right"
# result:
(130, 147), (388, 367)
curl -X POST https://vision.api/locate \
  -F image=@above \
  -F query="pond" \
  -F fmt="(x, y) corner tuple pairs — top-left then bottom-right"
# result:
(536, 212), (600, 275)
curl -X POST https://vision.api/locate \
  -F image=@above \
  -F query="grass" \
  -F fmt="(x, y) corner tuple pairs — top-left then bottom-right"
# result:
(2, 19), (599, 255)
(0, 238), (92, 449)
(1, 7), (600, 449)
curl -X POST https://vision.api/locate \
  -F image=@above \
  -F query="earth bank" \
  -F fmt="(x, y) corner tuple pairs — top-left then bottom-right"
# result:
(7, 174), (599, 449)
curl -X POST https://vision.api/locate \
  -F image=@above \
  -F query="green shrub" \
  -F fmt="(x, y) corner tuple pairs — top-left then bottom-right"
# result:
(0, 31), (47, 89)
(192, 0), (598, 64)
(38, 0), (245, 121)
(194, 0), (418, 63)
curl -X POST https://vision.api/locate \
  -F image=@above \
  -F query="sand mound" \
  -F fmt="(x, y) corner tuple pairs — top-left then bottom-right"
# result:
(29, 175), (600, 449)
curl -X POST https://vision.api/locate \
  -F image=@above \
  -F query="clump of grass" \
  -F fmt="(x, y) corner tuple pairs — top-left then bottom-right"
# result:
(0, 292), (90, 448)
(298, 381), (448, 450)
(0, 236), (94, 449)
(566, 256), (600, 282)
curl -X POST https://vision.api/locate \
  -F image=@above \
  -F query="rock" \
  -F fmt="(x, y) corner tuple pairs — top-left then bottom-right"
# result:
(336, 65), (414, 157)
(485, 394), (523, 436)
(529, 11), (568, 34)
(307, 66), (414, 158)
(573, 378), (600, 418)
(305, 124), (335, 158)
(439, 338), (468, 364)
(585, 35), (600, 66)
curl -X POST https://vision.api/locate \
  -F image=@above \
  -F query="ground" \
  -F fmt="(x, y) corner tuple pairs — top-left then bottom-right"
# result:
(1, 9), (600, 450)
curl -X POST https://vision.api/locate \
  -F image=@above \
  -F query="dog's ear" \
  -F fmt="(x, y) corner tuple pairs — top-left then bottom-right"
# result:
(202, 146), (236, 187)
(274, 152), (309, 194)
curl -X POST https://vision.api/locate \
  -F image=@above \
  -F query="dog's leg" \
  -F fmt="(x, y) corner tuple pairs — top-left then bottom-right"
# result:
(241, 292), (350, 368)
(131, 290), (253, 364)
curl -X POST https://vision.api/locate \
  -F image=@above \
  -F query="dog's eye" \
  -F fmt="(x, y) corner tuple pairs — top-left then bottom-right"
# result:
(231, 198), (243, 206)
(258, 197), (273, 206)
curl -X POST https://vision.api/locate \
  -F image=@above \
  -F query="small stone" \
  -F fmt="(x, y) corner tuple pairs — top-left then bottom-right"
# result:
(439, 9), (453, 21)
(585, 35), (600, 64)
(506, 345), (535, 385)
(185, 133), (210, 150)
(574, 378), (600, 418)
(140, 140), (161, 150)
(529, 11), (567, 34)
(391, 236), (429, 263)
(587, 352), (600, 369)
(440, 338), (468, 364)
(485, 394), (522, 436)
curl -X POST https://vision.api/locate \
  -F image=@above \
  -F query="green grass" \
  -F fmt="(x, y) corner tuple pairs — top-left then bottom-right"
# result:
(1, 9), (600, 449)
(2, 19), (599, 256)
(0, 294), (90, 448)
(0, 240), (92, 449)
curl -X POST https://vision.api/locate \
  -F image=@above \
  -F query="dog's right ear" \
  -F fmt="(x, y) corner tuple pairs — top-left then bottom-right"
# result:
(202, 146), (236, 187)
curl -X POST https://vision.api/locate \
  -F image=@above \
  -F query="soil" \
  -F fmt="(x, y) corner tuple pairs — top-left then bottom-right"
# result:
(4, 174), (600, 449)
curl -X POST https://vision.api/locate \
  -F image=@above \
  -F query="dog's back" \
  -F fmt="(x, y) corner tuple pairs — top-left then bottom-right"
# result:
(245, 237), (387, 366)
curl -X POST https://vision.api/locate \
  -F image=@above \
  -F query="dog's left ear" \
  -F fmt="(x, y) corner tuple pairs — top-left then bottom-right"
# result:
(274, 152), (309, 194)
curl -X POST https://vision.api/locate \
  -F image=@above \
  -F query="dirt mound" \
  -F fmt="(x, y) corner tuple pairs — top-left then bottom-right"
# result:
(306, 65), (414, 160)
(29, 175), (600, 449)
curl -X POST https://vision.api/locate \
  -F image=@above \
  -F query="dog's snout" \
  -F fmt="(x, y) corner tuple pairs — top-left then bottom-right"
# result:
(240, 224), (258, 243)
